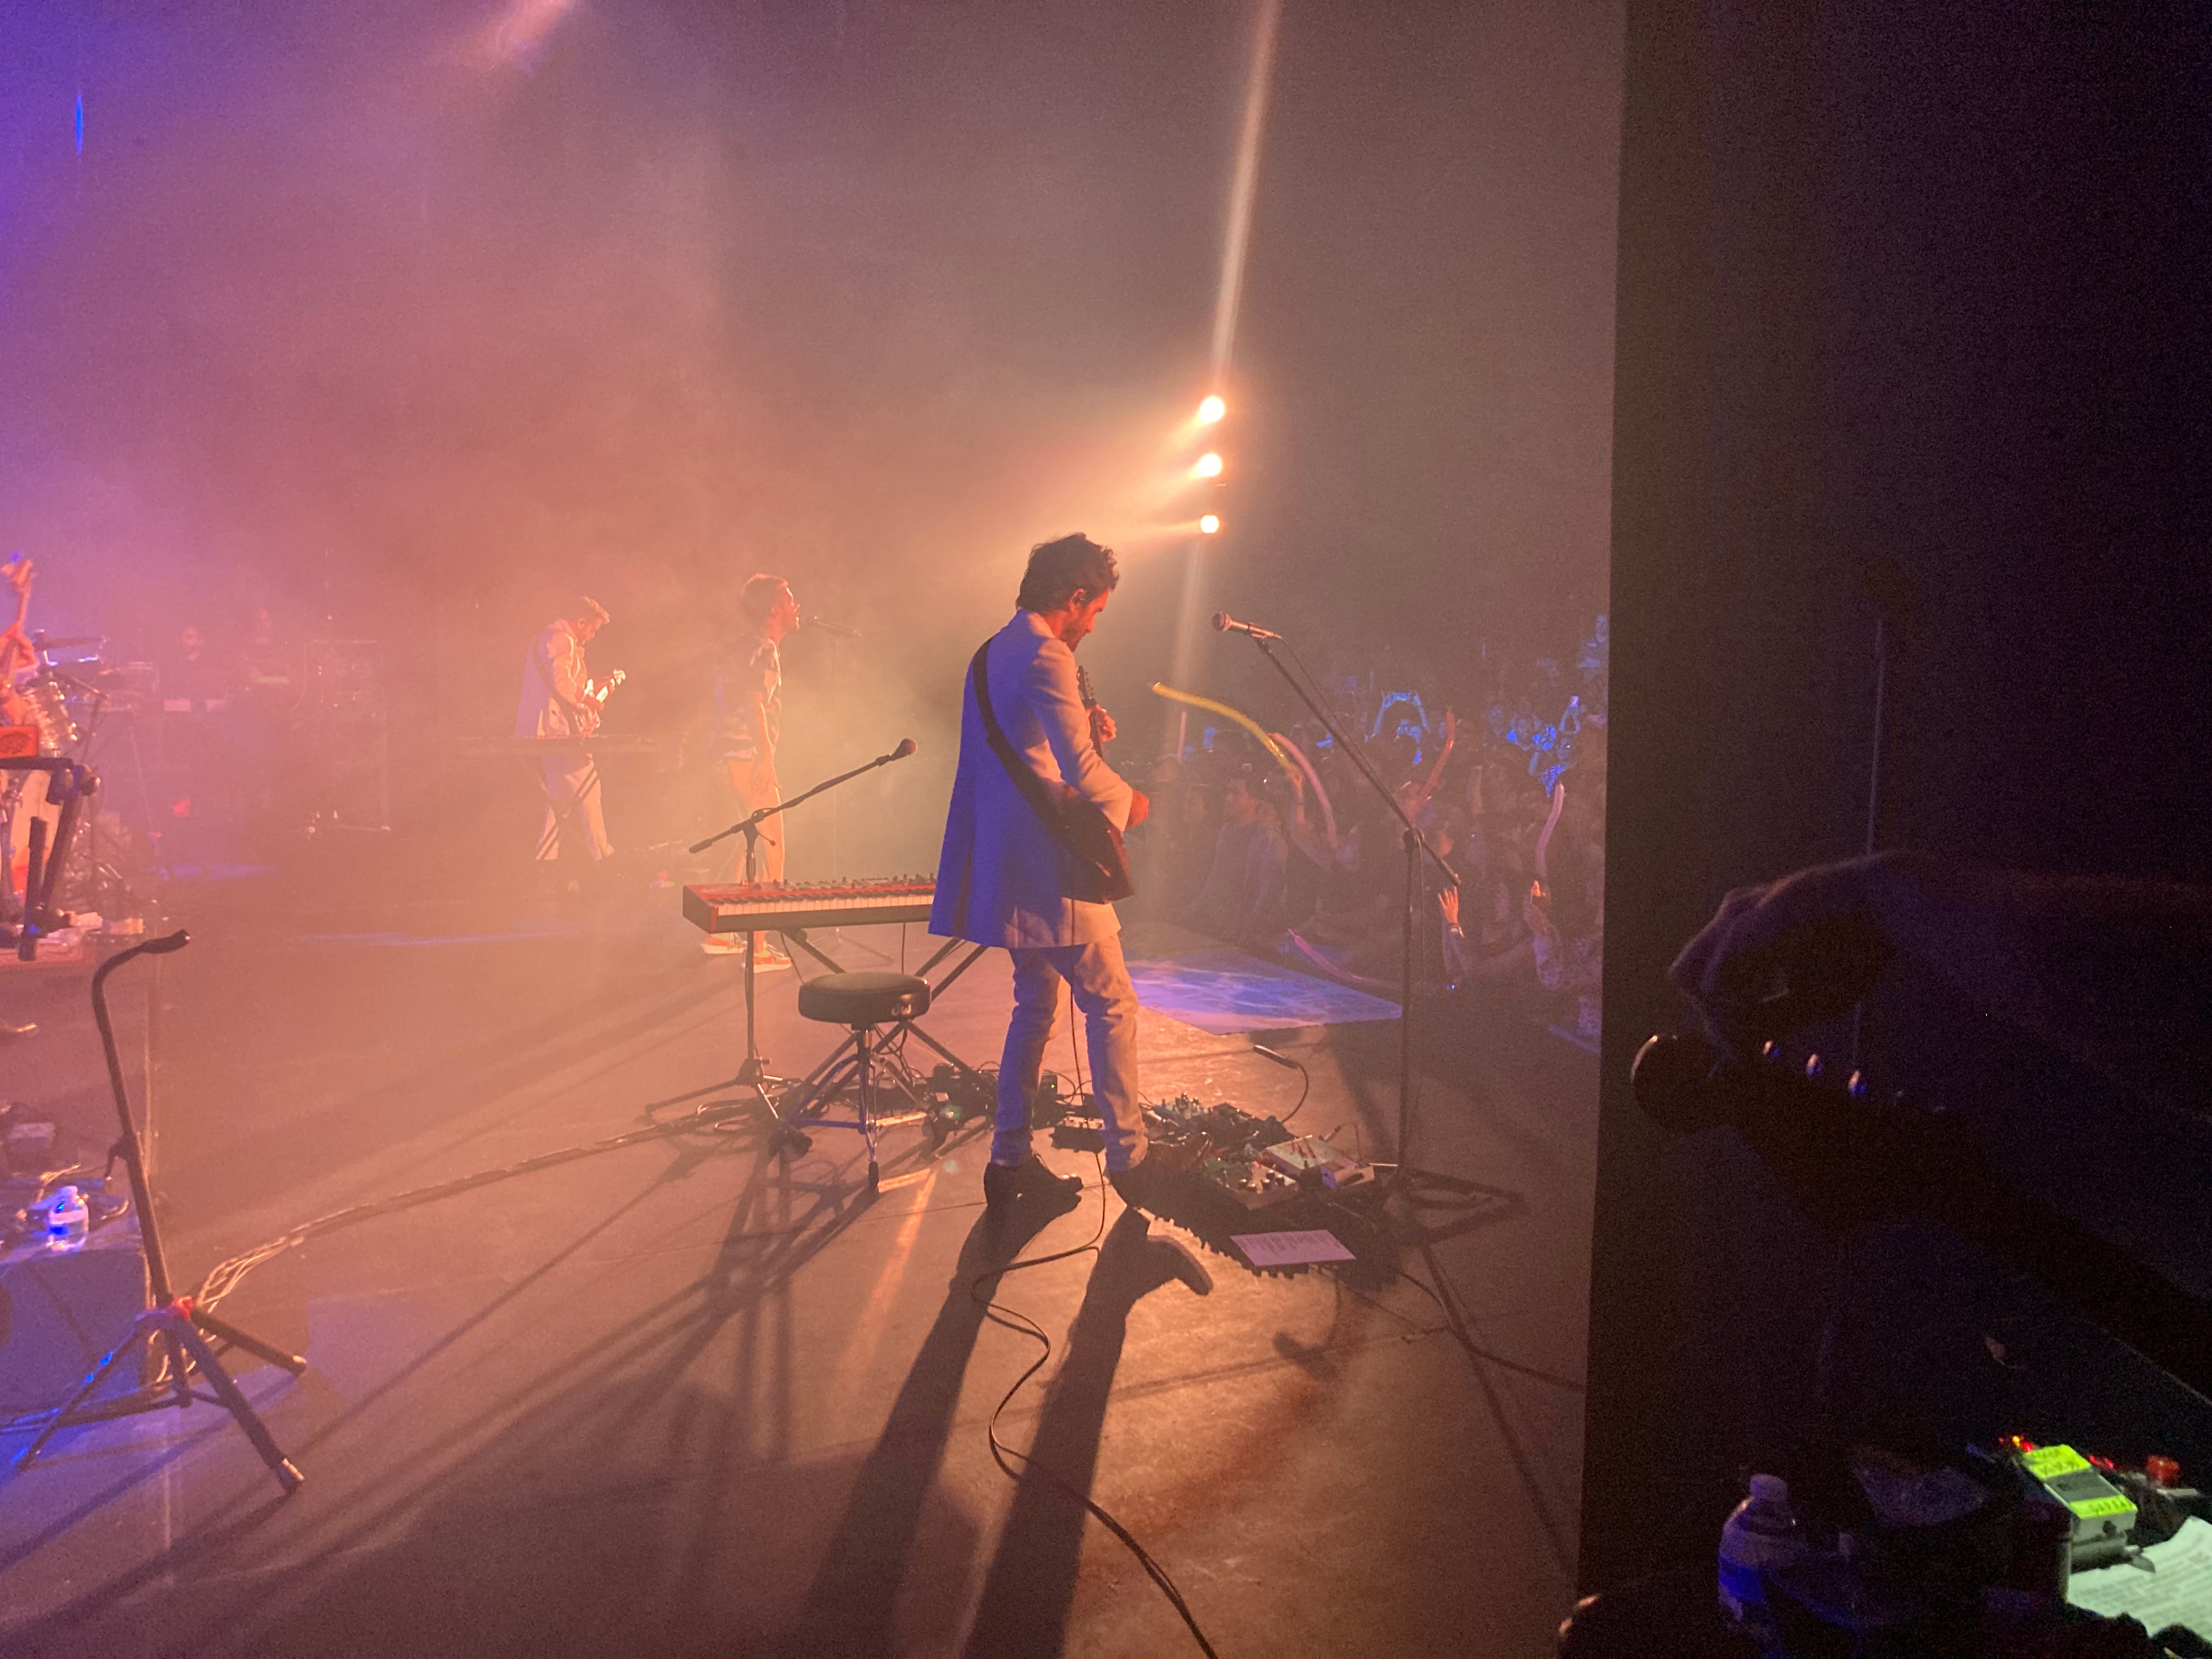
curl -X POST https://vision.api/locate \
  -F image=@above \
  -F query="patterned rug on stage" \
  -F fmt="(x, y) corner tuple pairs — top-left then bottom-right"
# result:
(1119, 920), (1401, 1035)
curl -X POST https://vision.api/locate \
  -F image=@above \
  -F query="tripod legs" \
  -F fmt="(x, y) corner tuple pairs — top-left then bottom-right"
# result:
(15, 1299), (306, 1493)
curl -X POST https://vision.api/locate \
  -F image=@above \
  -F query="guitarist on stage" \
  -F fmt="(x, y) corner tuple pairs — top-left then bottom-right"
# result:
(516, 594), (615, 866)
(930, 533), (1209, 1213)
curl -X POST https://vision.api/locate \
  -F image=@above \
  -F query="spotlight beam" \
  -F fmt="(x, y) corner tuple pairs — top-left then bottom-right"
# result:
(1209, 0), (1282, 379)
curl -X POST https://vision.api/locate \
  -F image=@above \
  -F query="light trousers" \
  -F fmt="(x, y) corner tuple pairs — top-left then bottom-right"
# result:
(536, 751), (611, 862)
(724, 760), (786, 882)
(995, 936), (1147, 1173)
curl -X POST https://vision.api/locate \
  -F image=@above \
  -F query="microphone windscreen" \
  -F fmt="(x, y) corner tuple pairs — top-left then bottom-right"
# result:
(892, 738), (918, 760)
(1211, 612), (1231, 632)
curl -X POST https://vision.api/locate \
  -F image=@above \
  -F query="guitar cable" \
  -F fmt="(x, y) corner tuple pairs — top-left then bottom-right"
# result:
(961, 1014), (1222, 1657)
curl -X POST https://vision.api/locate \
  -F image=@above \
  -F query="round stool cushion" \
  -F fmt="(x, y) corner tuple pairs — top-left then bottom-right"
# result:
(798, 970), (932, 1026)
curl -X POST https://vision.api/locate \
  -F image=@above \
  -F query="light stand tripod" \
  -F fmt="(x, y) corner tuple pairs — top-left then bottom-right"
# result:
(15, 930), (308, 1492)
(688, 739), (919, 1103)
(1218, 619), (1493, 1240)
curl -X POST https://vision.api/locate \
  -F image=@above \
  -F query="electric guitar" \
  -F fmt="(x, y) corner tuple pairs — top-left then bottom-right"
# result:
(1075, 661), (1149, 830)
(574, 667), (624, 735)
(1077, 664), (1111, 749)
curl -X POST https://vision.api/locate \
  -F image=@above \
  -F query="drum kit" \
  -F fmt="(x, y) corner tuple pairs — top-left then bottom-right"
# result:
(3, 630), (159, 929)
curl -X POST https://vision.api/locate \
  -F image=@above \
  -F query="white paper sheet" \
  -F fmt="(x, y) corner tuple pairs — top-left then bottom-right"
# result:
(1232, 1228), (1355, 1267)
(2068, 1514), (2212, 1632)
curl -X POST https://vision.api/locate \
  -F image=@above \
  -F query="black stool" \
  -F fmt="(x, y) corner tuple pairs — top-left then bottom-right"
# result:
(769, 971), (933, 1189)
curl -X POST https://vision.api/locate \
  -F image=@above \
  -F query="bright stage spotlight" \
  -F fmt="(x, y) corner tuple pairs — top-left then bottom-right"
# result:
(1194, 452), (1224, 478)
(1197, 395), (1226, 424)
(1199, 515), (1222, 535)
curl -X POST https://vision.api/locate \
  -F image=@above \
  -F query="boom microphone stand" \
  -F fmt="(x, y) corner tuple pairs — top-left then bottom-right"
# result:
(1211, 614), (1491, 1240)
(16, 930), (308, 1491)
(689, 739), (919, 1094)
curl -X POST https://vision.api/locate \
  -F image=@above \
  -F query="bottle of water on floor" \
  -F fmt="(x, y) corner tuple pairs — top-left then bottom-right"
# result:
(42, 1184), (89, 1244)
(1717, 1473), (1808, 1652)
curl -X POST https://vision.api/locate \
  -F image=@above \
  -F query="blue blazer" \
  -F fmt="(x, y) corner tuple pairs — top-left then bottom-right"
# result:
(930, 610), (1135, 949)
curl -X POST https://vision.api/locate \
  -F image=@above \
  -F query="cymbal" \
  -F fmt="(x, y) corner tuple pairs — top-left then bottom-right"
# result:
(32, 634), (105, 647)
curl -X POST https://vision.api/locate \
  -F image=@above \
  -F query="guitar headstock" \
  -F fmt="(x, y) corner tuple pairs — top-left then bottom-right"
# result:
(3, 555), (31, 597)
(1076, 664), (1097, 708)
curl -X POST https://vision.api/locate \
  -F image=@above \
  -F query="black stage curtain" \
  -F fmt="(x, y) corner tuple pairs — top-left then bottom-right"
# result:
(1587, 0), (2212, 1590)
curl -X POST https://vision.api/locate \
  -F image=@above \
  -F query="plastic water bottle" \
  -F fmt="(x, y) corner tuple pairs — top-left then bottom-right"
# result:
(42, 1185), (89, 1243)
(1717, 1473), (1809, 1650)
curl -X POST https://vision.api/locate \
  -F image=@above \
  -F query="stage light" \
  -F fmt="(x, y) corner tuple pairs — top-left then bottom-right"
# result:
(1198, 395), (1226, 424)
(1194, 453), (1224, 478)
(1200, 515), (1222, 535)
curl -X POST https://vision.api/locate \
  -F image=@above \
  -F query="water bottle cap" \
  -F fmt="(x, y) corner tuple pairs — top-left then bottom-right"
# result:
(1748, 1474), (1790, 1504)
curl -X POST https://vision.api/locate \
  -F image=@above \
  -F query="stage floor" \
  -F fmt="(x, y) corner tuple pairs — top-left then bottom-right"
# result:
(0, 894), (1595, 1657)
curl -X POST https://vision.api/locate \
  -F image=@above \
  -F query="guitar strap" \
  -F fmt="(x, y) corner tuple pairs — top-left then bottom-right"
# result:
(970, 642), (1066, 837)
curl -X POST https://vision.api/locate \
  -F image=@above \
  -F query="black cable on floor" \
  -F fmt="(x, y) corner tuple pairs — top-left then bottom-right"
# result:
(964, 1014), (1221, 1656)
(967, 1161), (1221, 1659)
(191, 1090), (753, 1311)
(1248, 1042), (1310, 1125)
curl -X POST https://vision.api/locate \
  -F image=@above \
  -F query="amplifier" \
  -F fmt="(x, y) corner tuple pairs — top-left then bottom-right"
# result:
(0, 1219), (150, 1412)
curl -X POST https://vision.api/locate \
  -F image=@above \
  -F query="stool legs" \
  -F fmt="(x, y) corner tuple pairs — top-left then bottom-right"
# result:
(854, 1023), (881, 1191)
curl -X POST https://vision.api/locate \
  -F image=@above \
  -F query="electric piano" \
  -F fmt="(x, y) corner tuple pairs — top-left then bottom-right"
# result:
(682, 875), (936, 938)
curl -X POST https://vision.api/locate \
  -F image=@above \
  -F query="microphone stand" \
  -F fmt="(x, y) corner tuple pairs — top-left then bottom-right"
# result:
(1224, 628), (1492, 1242)
(15, 931), (309, 1491)
(688, 743), (914, 1094)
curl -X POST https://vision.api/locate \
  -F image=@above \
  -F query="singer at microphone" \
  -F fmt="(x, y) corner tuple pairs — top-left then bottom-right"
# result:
(1212, 611), (1282, 641)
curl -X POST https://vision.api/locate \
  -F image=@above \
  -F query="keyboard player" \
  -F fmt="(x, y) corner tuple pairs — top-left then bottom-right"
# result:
(516, 595), (614, 866)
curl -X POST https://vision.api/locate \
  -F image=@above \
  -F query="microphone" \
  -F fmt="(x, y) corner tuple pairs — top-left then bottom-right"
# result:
(890, 737), (917, 761)
(142, 929), (192, 956)
(807, 616), (861, 637)
(1212, 612), (1281, 641)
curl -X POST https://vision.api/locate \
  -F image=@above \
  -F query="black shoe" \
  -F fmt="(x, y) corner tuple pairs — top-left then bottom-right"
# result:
(983, 1157), (1083, 1211)
(1108, 1137), (1212, 1213)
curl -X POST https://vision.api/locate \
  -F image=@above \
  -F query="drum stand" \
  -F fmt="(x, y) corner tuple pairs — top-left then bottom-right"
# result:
(2, 757), (93, 960)
(14, 931), (308, 1491)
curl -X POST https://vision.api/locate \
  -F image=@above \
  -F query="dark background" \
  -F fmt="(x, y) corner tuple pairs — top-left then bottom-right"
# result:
(1589, 0), (2212, 1591)
(0, 0), (1622, 876)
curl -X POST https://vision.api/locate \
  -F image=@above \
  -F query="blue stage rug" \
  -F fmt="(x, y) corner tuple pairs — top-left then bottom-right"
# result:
(1120, 921), (1401, 1034)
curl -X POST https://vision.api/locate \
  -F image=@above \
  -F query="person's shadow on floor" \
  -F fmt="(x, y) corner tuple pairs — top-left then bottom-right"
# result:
(962, 1206), (1212, 1657)
(782, 1177), (1087, 1657)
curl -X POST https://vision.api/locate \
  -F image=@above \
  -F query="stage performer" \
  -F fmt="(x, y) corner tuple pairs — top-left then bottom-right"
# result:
(701, 574), (800, 963)
(516, 595), (614, 866)
(930, 533), (1209, 1212)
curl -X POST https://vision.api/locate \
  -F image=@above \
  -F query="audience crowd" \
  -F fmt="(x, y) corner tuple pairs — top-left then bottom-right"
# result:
(1128, 616), (1608, 1046)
